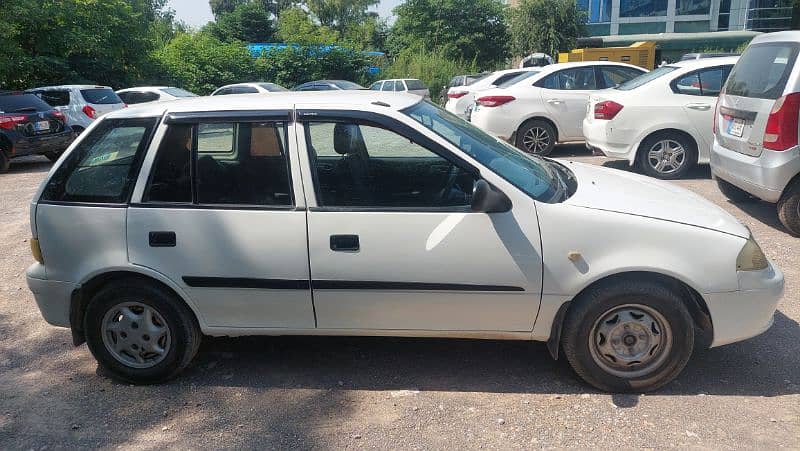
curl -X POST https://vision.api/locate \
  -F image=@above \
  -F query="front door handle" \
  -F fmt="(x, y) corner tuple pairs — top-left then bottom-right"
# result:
(686, 103), (711, 111)
(546, 98), (563, 104)
(330, 234), (359, 252)
(149, 231), (176, 247)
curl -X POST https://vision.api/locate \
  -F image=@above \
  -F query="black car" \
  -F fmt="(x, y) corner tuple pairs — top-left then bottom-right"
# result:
(292, 80), (366, 91)
(0, 93), (74, 172)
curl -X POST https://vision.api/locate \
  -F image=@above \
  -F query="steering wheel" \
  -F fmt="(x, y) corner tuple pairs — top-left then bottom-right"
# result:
(437, 164), (461, 205)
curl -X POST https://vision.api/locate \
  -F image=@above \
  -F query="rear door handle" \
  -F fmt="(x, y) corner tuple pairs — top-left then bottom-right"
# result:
(686, 103), (711, 111)
(149, 231), (176, 247)
(330, 234), (359, 252)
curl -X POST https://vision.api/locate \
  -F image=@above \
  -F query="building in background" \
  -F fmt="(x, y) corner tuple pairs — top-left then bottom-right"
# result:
(570, 0), (795, 36)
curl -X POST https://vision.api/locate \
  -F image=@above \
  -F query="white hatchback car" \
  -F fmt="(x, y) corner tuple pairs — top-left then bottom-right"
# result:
(584, 57), (739, 179)
(26, 85), (126, 134)
(445, 68), (540, 119)
(27, 92), (783, 392)
(369, 79), (431, 98)
(116, 86), (198, 105)
(470, 62), (647, 155)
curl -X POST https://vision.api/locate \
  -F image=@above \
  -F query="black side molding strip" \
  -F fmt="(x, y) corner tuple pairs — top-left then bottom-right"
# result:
(313, 280), (525, 292)
(183, 277), (310, 289)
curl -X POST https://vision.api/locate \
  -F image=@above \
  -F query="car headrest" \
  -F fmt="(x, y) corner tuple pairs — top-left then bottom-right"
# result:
(333, 123), (362, 156)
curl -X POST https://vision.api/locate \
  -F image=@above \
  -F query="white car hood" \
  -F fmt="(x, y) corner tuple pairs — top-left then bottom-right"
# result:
(561, 160), (749, 238)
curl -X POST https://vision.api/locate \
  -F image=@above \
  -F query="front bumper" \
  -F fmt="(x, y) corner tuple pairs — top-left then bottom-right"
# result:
(704, 262), (785, 347)
(710, 140), (800, 203)
(12, 131), (75, 157)
(26, 263), (75, 327)
(582, 118), (638, 163)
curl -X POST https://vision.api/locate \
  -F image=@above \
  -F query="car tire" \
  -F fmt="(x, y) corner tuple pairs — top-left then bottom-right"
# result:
(43, 151), (62, 162)
(515, 120), (556, 156)
(0, 150), (9, 173)
(84, 281), (201, 384)
(777, 179), (800, 237)
(561, 279), (695, 393)
(716, 177), (752, 202)
(637, 132), (697, 180)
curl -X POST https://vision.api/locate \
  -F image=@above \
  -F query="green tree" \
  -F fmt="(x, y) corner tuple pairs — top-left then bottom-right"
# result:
(306, 0), (379, 33)
(276, 7), (340, 45)
(206, 1), (276, 43)
(341, 13), (387, 50)
(387, 0), (509, 70)
(256, 45), (371, 87)
(154, 32), (259, 94)
(508, 0), (586, 59)
(209, 0), (246, 17)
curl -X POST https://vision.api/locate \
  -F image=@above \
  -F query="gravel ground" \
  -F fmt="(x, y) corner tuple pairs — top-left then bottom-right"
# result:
(1, 148), (798, 450)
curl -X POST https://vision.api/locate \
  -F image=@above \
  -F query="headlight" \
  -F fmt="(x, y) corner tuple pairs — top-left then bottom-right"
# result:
(736, 237), (768, 271)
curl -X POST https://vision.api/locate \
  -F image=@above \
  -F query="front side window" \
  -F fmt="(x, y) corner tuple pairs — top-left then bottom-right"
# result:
(370, 82), (382, 90)
(381, 82), (393, 92)
(41, 118), (157, 203)
(538, 67), (597, 90)
(146, 121), (292, 206)
(305, 121), (477, 208)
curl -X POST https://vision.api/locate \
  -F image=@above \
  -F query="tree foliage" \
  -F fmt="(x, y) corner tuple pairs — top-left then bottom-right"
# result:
(508, 0), (586, 59)
(206, 1), (276, 43)
(306, 0), (379, 33)
(256, 45), (372, 87)
(276, 7), (340, 45)
(387, 0), (509, 70)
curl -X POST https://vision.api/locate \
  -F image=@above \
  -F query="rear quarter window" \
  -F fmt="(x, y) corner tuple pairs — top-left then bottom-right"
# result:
(40, 118), (158, 204)
(80, 88), (123, 105)
(725, 43), (799, 100)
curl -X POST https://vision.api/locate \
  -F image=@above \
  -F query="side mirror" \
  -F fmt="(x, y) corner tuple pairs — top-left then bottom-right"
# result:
(471, 179), (512, 213)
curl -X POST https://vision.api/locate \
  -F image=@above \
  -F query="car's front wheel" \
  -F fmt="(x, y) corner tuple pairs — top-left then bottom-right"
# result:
(777, 178), (800, 237)
(515, 120), (556, 156)
(561, 279), (695, 392)
(84, 281), (201, 384)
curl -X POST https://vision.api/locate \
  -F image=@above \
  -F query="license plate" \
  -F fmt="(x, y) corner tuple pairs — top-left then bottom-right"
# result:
(33, 120), (50, 132)
(728, 118), (745, 137)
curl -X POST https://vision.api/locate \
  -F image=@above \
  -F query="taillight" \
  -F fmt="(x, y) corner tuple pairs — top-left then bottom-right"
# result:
(0, 114), (27, 130)
(594, 100), (623, 120)
(82, 105), (96, 119)
(476, 95), (515, 107)
(712, 95), (721, 134)
(448, 91), (468, 99)
(763, 92), (800, 151)
(52, 110), (65, 122)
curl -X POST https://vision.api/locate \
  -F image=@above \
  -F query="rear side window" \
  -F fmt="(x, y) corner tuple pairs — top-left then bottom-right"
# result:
(41, 118), (157, 203)
(0, 94), (52, 112)
(145, 121), (292, 206)
(81, 88), (123, 105)
(673, 66), (730, 97)
(32, 90), (70, 107)
(726, 43), (799, 100)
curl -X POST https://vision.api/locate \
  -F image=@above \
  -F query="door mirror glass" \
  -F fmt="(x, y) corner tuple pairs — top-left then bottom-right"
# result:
(471, 179), (511, 213)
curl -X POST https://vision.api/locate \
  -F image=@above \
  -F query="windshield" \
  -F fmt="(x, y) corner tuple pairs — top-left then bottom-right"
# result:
(497, 71), (540, 88)
(162, 88), (197, 97)
(616, 66), (677, 91)
(403, 101), (572, 203)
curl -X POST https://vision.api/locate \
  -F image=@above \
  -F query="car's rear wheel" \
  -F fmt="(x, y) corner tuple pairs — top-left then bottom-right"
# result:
(84, 281), (201, 384)
(638, 132), (697, 180)
(716, 177), (753, 202)
(0, 150), (9, 173)
(561, 280), (694, 392)
(777, 179), (800, 237)
(515, 120), (556, 156)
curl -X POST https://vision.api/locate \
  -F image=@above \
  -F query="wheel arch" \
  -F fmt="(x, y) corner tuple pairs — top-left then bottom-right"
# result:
(632, 127), (700, 167)
(547, 270), (713, 360)
(70, 268), (203, 346)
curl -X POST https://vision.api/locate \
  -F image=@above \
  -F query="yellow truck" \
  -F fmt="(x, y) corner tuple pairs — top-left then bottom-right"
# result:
(558, 41), (656, 70)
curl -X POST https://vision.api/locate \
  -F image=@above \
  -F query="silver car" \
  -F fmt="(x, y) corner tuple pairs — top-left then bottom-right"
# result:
(25, 85), (126, 134)
(711, 31), (800, 236)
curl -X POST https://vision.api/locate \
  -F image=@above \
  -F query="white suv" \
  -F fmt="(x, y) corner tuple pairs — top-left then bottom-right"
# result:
(470, 62), (647, 155)
(26, 85), (126, 134)
(711, 31), (800, 236)
(27, 92), (783, 391)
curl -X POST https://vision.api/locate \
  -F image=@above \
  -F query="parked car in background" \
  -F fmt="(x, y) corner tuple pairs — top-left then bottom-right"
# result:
(470, 62), (647, 155)
(26, 85), (125, 134)
(711, 31), (800, 236)
(27, 92), (784, 392)
(369, 79), (430, 98)
(116, 86), (197, 105)
(680, 52), (739, 61)
(0, 93), (73, 172)
(438, 73), (488, 104)
(584, 56), (738, 179)
(211, 83), (288, 96)
(445, 68), (542, 119)
(293, 80), (366, 91)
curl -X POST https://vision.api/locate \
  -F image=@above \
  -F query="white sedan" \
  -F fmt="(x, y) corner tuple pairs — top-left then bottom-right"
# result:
(445, 68), (541, 119)
(116, 86), (198, 105)
(211, 82), (288, 95)
(584, 56), (739, 179)
(470, 62), (647, 155)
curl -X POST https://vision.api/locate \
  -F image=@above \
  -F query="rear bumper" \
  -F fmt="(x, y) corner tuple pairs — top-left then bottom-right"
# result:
(704, 262), (784, 347)
(470, 109), (515, 141)
(11, 131), (74, 157)
(582, 118), (638, 163)
(710, 140), (800, 203)
(26, 263), (75, 328)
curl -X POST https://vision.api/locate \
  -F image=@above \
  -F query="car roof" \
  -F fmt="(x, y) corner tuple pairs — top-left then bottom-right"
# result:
(26, 85), (113, 91)
(116, 86), (171, 93)
(667, 55), (740, 69)
(216, 83), (263, 89)
(535, 61), (646, 75)
(751, 30), (800, 45)
(105, 91), (424, 118)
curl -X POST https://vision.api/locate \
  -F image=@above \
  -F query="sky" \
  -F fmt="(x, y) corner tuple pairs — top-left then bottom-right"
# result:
(166, 0), (404, 28)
